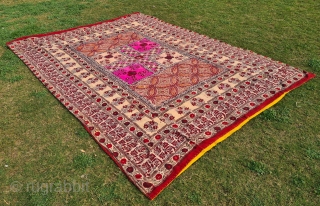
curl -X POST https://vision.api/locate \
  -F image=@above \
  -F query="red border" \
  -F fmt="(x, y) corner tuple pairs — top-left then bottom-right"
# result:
(146, 72), (315, 199)
(6, 12), (316, 200)
(6, 12), (140, 46)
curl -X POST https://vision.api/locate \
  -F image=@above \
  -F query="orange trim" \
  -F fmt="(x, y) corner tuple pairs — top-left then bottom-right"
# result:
(148, 92), (290, 200)
(177, 92), (288, 177)
(148, 72), (315, 200)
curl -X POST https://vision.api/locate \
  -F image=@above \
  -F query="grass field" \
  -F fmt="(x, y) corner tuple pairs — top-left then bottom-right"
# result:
(1, 0), (319, 205)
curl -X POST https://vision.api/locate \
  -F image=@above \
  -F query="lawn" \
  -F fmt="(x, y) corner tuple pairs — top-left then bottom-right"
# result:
(1, 0), (319, 205)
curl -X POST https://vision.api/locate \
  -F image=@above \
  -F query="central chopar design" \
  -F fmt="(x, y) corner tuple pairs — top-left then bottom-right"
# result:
(80, 32), (221, 107)
(131, 58), (220, 106)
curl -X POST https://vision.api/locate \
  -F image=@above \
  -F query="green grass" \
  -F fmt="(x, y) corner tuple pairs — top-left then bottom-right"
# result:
(306, 148), (320, 160)
(73, 153), (96, 170)
(1, 0), (319, 205)
(308, 59), (320, 72)
(245, 160), (269, 176)
(259, 107), (291, 123)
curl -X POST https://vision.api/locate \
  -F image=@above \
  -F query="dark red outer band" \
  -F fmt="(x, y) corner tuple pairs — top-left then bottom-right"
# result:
(6, 12), (141, 46)
(146, 72), (315, 199)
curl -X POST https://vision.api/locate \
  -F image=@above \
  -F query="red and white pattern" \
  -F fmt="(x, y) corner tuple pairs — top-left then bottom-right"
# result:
(7, 12), (314, 199)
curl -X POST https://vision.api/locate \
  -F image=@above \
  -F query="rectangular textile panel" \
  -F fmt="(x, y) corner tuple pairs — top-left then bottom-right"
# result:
(7, 12), (315, 199)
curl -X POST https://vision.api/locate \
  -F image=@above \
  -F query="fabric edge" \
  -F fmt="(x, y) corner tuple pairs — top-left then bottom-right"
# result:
(147, 72), (315, 200)
(6, 12), (141, 46)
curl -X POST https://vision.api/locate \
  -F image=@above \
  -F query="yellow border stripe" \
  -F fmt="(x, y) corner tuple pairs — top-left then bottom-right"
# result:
(177, 92), (289, 177)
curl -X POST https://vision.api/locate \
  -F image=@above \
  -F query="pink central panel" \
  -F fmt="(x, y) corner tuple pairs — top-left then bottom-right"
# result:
(112, 63), (154, 84)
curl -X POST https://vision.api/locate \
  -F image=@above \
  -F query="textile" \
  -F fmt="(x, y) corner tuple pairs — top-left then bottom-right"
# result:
(7, 12), (315, 199)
